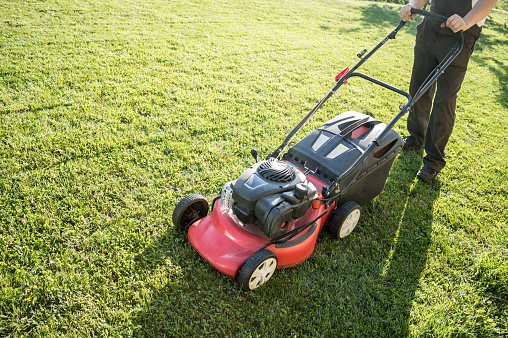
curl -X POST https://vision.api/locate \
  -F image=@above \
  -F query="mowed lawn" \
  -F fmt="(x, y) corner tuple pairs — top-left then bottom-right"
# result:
(1, 0), (507, 336)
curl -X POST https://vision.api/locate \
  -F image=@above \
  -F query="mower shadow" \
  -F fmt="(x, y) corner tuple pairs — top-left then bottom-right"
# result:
(131, 151), (441, 337)
(268, 150), (442, 336)
(364, 150), (442, 335)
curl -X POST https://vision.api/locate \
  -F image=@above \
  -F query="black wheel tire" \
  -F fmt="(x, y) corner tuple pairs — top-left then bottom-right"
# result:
(326, 201), (361, 239)
(172, 194), (209, 231)
(238, 250), (278, 291)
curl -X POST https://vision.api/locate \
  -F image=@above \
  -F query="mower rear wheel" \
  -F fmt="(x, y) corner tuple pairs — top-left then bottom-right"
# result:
(172, 193), (209, 231)
(327, 201), (361, 239)
(238, 250), (278, 291)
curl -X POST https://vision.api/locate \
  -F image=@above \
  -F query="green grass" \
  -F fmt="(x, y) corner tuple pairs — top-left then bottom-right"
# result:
(1, 0), (507, 336)
(494, 0), (508, 11)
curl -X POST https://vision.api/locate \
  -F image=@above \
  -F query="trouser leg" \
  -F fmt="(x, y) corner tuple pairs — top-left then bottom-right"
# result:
(407, 42), (438, 147)
(407, 21), (478, 173)
(423, 62), (468, 172)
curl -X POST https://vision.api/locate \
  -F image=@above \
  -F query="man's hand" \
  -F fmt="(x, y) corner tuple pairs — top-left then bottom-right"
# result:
(399, 4), (417, 21)
(441, 14), (468, 32)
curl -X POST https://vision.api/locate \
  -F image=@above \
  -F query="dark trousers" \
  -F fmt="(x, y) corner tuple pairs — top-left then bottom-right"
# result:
(408, 19), (481, 172)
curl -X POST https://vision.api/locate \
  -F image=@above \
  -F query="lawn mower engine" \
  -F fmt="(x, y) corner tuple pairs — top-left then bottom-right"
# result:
(221, 158), (318, 239)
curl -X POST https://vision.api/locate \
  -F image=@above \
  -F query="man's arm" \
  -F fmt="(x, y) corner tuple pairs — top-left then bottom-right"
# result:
(399, 0), (429, 21)
(441, 0), (499, 32)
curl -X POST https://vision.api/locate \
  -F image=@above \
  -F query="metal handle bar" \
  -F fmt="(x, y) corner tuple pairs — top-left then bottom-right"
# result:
(410, 8), (448, 22)
(267, 21), (407, 160)
(323, 8), (465, 201)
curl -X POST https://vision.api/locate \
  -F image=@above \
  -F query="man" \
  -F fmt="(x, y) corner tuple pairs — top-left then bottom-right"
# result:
(399, 0), (498, 182)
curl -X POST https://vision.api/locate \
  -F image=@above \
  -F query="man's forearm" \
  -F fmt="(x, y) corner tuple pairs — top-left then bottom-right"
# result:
(408, 0), (428, 9)
(464, 0), (499, 28)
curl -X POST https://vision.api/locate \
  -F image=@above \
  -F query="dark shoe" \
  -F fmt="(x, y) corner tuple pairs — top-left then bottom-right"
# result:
(402, 136), (423, 151)
(417, 166), (438, 182)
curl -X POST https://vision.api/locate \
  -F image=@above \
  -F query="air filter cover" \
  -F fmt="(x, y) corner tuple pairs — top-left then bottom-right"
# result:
(258, 158), (296, 183)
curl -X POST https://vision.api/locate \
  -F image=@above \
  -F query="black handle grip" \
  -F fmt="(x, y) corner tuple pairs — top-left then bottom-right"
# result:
(409, 7), (464, 46)
(410, 8), (448, 23)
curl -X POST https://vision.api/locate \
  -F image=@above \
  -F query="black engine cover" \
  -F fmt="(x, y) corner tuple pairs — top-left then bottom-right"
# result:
(231, 159), (317, 238)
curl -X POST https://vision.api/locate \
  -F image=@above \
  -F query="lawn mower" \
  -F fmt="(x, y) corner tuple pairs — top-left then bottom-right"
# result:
(172, 9), (464, 290)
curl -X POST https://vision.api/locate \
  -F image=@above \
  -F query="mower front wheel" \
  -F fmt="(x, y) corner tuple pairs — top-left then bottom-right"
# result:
(172, 193), (209, 231)
(238, 250), (278, 291)
(327, 201), (361, 239)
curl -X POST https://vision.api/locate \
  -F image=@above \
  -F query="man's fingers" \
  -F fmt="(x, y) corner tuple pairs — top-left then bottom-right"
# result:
(399, 4), (414, 22)
(441, 15), (466, 33)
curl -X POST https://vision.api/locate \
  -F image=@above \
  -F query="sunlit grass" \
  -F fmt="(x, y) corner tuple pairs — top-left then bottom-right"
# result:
(1, 0), (507, 336)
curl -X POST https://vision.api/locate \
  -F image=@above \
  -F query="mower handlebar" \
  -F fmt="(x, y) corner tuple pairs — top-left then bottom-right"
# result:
(269, 8), (464, 162)
(410, 8), (448, 22)
(409, 8), (465, 47)
(324, 8), (465, 200)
